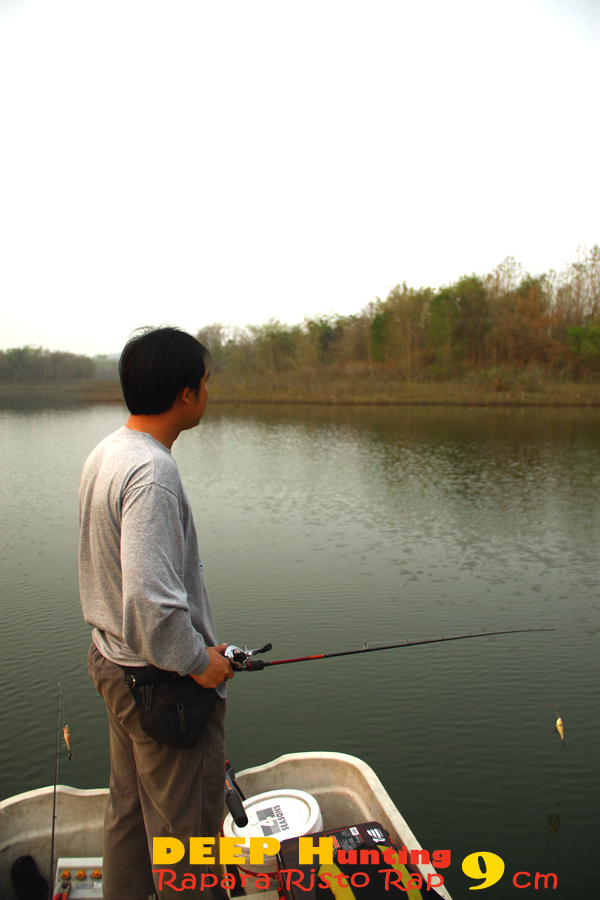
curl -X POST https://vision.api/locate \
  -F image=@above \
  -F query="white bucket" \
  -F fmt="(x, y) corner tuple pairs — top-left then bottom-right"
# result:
(222, 788), (323, 893)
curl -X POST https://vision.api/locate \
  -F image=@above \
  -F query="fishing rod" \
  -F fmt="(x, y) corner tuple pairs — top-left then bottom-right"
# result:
(224, 628), (554, 671)
(49, 684), (72, 900)
(49, 684), (61, 900)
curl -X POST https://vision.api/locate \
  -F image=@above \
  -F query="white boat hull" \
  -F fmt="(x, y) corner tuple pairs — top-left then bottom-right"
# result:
(0, 752), (452, 899)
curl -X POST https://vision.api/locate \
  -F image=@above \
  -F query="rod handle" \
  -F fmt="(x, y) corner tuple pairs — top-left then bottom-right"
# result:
(225, 789), (248, 827)
(246, 660), (266, 670)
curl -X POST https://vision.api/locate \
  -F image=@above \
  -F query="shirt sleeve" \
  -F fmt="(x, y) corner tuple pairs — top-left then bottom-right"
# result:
(120, 481), (210, 675)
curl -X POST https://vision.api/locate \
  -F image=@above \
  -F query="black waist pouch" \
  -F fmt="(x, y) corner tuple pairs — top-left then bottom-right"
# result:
(122, 666), (216, 749)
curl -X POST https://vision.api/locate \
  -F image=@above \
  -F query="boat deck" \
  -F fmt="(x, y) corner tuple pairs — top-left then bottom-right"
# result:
(0, 752), (452, 899)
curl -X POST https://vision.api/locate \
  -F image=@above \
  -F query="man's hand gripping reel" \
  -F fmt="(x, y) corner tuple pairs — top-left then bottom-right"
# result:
(224, 643), (272, 671)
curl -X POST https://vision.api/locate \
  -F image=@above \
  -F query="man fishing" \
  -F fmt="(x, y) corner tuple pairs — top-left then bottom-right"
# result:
(79, 325), (233, 900)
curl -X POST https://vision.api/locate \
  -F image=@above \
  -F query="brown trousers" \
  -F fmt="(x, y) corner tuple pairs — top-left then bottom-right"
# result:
(88, 643), (226, 900)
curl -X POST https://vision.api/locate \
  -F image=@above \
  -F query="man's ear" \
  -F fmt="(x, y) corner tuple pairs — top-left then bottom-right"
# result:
(177, 386), (192, 405)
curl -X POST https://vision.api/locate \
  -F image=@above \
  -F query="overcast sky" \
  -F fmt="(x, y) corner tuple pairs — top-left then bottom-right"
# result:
(1, 0), (598, 356)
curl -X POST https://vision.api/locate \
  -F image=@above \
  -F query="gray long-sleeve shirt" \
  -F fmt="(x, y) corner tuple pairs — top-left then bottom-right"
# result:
(79, 426), (225, 697)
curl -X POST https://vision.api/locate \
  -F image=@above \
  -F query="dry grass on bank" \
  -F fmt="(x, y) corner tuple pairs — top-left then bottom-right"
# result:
(0, 379), (125, 403)
(3, 370), (600, 407)
(209, 369), (600, 407)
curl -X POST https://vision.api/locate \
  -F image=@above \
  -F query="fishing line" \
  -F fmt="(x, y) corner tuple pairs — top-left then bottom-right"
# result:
(554, 634), (565, 748)
(555, 634), (560, 715)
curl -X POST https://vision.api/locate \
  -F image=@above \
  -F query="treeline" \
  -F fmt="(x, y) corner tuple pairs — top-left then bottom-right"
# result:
(197, 247), (600, 381)
(4, 248), (599, 386)
(0, 346), (118, 383)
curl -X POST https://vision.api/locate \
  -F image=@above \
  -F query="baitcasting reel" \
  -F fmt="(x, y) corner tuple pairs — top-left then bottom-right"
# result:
(224, 642), (272, 671)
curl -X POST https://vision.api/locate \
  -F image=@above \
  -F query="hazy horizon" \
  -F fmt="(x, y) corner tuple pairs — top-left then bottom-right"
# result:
(1, 0), (598, 356)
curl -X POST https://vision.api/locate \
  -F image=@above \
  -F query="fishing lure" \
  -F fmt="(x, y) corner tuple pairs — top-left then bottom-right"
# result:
(555, 716), (565, 748)
(63, 724), (72, 760)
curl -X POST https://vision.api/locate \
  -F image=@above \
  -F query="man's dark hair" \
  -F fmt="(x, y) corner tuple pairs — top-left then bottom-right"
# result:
(119, 326), (211, 415)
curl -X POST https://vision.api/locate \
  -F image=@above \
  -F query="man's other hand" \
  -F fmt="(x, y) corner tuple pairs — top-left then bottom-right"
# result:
(191, 643), (234, 688)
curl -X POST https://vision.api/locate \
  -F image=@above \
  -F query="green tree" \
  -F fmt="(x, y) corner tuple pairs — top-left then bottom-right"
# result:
(453, 275), (491, 363)
(303, 315), (357, 365)
(369, 306), (393, 362)
(568, 319), (600, 364)
(427, 287), (459, 366)
(248, 319), (300, 372)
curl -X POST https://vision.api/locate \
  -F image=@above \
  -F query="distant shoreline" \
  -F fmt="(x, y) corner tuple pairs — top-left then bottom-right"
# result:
(2, 375), (600, 408)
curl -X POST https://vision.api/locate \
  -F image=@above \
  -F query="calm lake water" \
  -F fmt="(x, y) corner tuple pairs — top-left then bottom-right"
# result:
(1, 394), (598, 898)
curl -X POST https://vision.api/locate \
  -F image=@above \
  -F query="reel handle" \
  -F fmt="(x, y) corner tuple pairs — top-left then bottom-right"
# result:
(224, 642), (272, 670)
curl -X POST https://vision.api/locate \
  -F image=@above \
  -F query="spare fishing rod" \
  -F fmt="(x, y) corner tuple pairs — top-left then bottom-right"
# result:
(224, 629), (554, 671)
(49, 684), (72, 900)
(49, 684), (61, 900)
